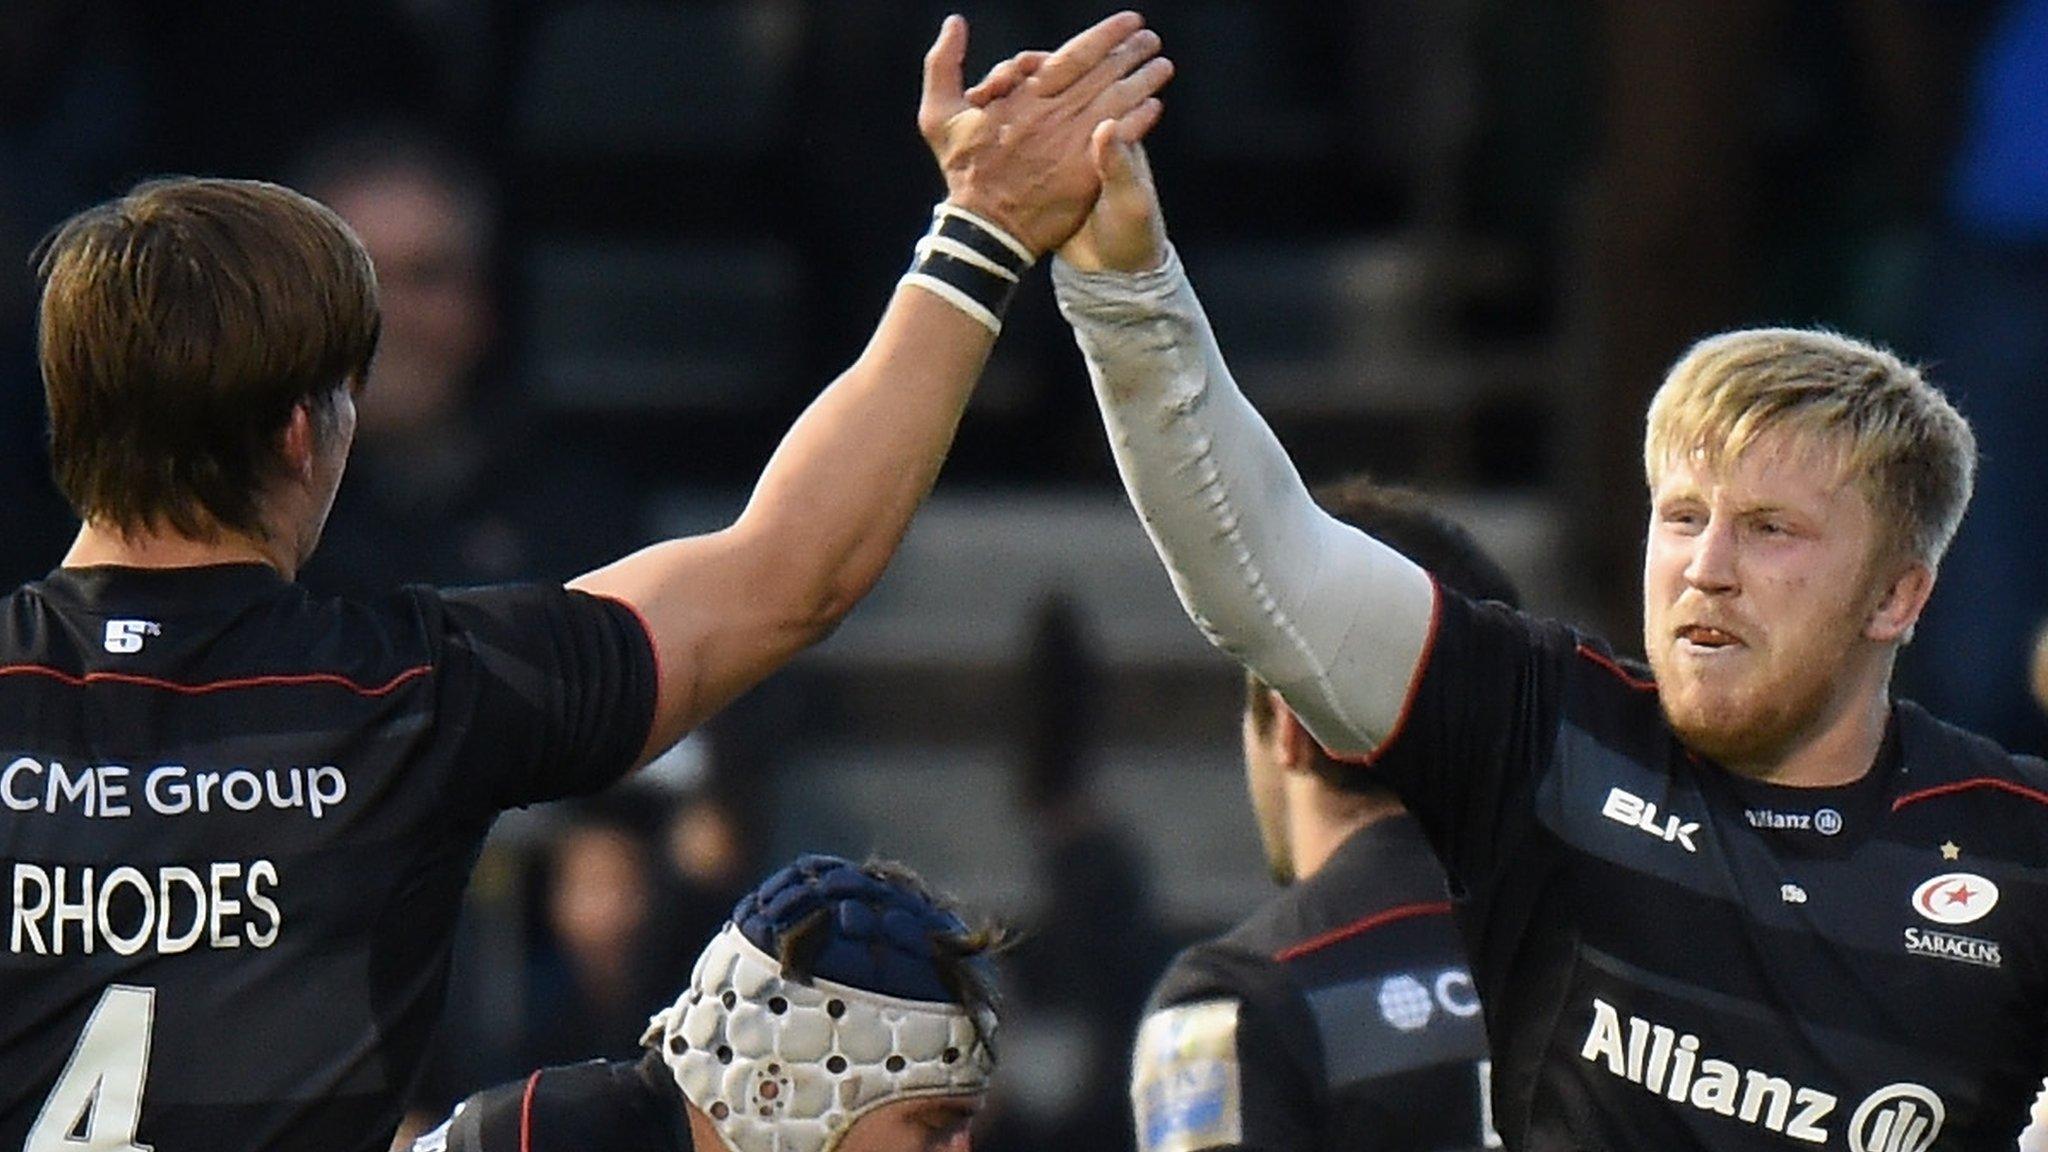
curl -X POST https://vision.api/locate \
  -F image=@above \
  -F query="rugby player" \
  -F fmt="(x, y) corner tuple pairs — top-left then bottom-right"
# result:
(0, 13), (1169, 1150)
(411, 853), (1001, 1152)
(1051, 134), (2048, 1149)
(1132, 479), (1515, 1152)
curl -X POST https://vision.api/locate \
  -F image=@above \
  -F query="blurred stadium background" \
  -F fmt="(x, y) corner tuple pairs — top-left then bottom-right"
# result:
(2, 1), (2041, 1147)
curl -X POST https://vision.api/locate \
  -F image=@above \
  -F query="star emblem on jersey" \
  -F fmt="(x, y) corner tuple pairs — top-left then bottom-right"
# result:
(1910, 872), (1998, 926)
(1939, 841), (1960, 861)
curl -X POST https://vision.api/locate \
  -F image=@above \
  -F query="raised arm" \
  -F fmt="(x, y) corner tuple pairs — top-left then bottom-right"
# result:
(572, 13), (1174, 761)
(1051, 136), (1435, 756)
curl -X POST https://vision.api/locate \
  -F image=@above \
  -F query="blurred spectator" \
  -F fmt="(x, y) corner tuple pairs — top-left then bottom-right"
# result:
(0, 0), (148, 586)
(2034, 620), (2048, 721)
(985, 594), (1176, 1152)
(657, 789), (758, 963)
(1898, 0), (2048, 754)
(522, 801), (687, 1070)
(289, 127), (640, 595)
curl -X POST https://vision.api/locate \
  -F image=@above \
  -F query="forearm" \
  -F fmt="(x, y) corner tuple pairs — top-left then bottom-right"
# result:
(737, 282), (991, 621)
(1053, 247), (1434, 753)
(572, 281), (991, 752)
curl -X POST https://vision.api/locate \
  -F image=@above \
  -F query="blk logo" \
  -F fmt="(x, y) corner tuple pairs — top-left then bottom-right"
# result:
(1602, 787), (1700, 853)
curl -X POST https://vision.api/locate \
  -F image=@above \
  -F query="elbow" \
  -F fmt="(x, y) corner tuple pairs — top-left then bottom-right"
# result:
(801, 586), (861, 643)
(783, 571), (873, 648)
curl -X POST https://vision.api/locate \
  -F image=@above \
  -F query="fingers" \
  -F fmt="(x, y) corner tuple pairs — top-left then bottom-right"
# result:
(1089, 113), (1158, 186)
(1043, 26), (1162, 114)
(1111, 99), (1166, 147)
(1088, 54), (1174, 122)
(1088, 118), (1126, 182)
(1024, 10), (1144, 98)
(917, 14), (969, 132)
(966, 49), (1049, 106)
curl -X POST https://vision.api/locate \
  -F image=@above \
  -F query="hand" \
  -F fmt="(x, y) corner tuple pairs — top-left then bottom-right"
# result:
(917, 12), (1172, 256)
(1057, 126), (1168, 274)
(968, 48), (1169, 274)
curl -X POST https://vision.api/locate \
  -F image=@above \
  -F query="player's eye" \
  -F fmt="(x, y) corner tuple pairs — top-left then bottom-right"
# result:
(1658, 505), (1705, 532)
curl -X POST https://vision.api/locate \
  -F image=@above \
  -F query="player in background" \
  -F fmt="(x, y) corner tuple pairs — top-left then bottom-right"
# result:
(0, 14), (1169, 1151)
(1132, 478), (1515, 1152)
(1044, 116), (2048, 1148)
(412, 854), (1002, 1152)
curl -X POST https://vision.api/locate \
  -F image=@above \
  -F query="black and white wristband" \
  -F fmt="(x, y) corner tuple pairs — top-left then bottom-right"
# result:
(901, 203), (1035, 335)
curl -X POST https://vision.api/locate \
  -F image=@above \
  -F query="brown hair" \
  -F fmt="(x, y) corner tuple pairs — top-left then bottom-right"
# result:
(1248, 476), (1522, 794)
(36, 176), (380, 539)
(1644, 328), (1976, 569)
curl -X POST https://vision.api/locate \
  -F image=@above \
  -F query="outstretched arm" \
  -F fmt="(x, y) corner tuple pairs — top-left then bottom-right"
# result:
(1052, 136), (1435, 756)
(573, 13), (1174, 761)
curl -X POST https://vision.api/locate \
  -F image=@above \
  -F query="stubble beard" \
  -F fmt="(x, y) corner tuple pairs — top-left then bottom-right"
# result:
(1650, 640), (1856, 778)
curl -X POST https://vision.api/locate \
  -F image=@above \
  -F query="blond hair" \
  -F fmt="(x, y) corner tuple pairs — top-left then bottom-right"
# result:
(1644, 327), (1976, 568)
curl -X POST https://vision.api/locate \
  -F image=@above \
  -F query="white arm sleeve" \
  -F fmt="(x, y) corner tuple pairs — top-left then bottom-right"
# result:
(1053, 246), (1437, 755)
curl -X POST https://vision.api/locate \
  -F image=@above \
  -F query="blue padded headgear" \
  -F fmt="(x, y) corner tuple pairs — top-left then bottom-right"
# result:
(732, 853), (984, 1004)
(647, 854), (998, 1152)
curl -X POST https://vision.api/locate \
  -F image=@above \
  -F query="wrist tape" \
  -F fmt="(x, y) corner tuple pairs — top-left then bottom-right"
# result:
(901, 203), (1034, 334)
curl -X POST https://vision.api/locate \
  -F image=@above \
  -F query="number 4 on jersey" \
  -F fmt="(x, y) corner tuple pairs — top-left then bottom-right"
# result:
(27, 985), (155, 1152)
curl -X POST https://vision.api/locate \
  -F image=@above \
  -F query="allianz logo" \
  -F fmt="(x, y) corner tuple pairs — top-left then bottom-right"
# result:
(1602, 787), (1700, 853)
(1745, 807), (1845, 836)
(1580, 998), (1946, 1150)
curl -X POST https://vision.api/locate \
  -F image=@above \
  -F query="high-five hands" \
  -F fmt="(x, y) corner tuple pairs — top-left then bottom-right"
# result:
(918, 11), (1172, 258)
(965, 29), (1170, 275)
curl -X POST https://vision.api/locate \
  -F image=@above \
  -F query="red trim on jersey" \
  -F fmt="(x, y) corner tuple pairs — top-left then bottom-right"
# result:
(1273, 899), (1453, 962)
(1324, 577), (1444, 768)
(1891, 776), (2048, 813)
(1574, 644), (1657, 692)
(521, 1069), (543, 1152)
(0, 662), (431, 697)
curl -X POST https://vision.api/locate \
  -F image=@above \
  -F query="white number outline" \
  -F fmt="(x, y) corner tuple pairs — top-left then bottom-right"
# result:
(26, 984), (155, 1151)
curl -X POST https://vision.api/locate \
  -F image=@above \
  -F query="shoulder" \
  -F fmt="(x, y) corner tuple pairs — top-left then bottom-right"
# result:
(1417, 590), (1653, 735)
(421, 1060), (680, 1152)
(1149, 909), (1300, 1022)
(1891, 701), (2048, 857)
(1894, 700), (2048, 786)
(1138, 905), (1324, 1088)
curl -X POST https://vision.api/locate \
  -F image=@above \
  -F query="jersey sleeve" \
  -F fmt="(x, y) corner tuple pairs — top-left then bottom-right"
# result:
(1055, 249), (1439, 756)
(1349, 590), (1578, 889)
(423, 583), (658, 816)
(411, 1076), (530, 1152)
(1132, 949), (1321, 1152)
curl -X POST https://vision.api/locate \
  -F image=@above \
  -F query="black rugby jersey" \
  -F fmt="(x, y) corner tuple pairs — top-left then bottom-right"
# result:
(1367, 587), (2048, 1152)
(0, 564), (656, 1152)
(413, 1052), (695, 1152)
(1133, 815), (1495, 1152)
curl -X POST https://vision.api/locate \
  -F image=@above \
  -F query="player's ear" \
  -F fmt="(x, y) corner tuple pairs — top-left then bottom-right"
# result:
(1866, 558), (1934, 645)
(278, 402), (319, 481)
